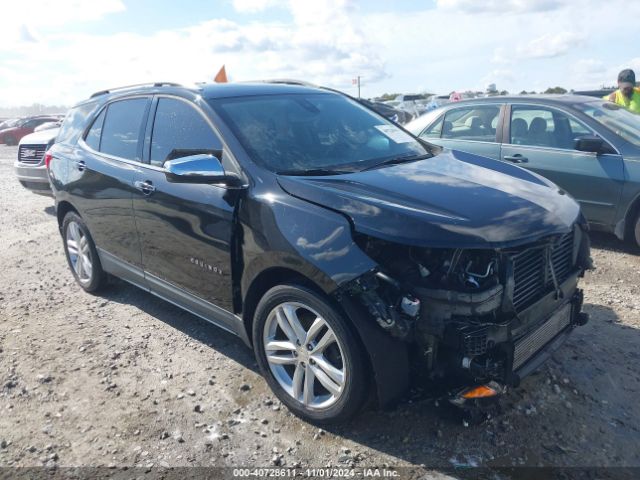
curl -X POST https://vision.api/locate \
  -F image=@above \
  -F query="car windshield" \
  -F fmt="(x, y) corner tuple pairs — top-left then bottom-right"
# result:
(575, 101), (640, 147)
(209, 93), (428, 174)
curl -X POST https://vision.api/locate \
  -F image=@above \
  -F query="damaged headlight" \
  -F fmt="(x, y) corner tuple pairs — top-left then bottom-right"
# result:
(354, 235), (501, 292)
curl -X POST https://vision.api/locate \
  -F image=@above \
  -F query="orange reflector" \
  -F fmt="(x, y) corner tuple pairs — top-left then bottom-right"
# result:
(461, 385), (498, 399)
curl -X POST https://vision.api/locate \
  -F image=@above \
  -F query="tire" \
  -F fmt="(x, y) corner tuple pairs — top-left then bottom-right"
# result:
(627, 209), (640, 252)
(4, 135), (17, 146)
(253, 284), (368, 424)
(61, 212), (107, 292)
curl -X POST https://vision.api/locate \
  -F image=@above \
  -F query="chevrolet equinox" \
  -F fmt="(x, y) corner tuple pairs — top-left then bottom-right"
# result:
(48, 82), (591, 423)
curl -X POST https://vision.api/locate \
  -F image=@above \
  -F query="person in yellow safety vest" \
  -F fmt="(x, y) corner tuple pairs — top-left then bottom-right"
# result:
(604, 69), (640, 114)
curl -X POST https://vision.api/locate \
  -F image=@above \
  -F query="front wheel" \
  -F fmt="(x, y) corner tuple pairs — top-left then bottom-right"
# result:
(62, 212), (107, 292)
(4, 135), (17, 146)
(253, 285), (368, 424)
(626, 209), (640, 252)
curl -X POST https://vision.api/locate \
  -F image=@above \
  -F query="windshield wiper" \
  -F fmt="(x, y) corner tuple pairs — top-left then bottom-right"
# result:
(361, 153), (431, 171)
(277, 168), (352, 176)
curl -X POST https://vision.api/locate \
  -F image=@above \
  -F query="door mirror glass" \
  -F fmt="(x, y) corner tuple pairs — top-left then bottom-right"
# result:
(574, 135), (604, 153)
(164, 154), (237, 185)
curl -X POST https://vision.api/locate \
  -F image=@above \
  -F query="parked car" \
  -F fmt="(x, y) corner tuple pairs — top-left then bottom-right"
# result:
(34, 120), (63, 132)
(0, 118), (19, 130)
(406, 95), (640, 249)
(48, 82), (590, 423)
(0, 116), (60, 145)
(14, 127), (59, 195)
(358, 98), (413, 124)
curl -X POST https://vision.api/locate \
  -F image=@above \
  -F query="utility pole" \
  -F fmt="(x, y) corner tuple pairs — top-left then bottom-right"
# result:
(357, 76), (361, 99)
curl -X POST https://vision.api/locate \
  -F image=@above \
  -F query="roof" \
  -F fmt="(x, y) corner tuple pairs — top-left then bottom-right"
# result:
(198, 82), (325, 99)
(77, 81), (328, 107)
(444, 94), (604, 108)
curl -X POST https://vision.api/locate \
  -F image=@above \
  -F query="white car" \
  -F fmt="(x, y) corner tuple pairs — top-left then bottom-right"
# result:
(14, 128), (59, 196)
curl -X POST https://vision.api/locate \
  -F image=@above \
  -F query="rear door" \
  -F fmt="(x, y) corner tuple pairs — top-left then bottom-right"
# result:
(500, 104), (624, 226)
(74, 97), (151, 272)
(132, 96), (238, 312)
(417, 104), (503, 160)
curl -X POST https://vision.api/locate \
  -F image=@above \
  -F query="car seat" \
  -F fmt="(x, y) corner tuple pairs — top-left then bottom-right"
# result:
(528, 117), (550, 146)
(511, 118), (528, 144)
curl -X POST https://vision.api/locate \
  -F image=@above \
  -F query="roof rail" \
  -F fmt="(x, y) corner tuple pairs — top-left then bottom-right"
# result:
(244, 78), (319, 88)
(89, 82), (183, 98)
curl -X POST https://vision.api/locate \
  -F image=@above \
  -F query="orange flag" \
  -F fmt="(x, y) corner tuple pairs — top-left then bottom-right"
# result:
(214, 65), (228, 83)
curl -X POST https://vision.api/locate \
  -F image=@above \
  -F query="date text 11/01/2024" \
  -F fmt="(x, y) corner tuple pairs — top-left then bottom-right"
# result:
(232, 468), (400, 477)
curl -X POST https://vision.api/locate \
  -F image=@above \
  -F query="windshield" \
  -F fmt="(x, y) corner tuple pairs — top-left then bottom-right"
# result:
(209, 93), (428, 174)
(575, 101), (640, 147)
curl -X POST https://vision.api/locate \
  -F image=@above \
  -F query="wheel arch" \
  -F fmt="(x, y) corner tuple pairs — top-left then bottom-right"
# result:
(56, 200), (81, 231)
(241, 266), (409, 410)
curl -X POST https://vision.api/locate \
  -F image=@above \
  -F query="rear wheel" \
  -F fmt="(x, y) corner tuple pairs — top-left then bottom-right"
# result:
(253, 285), (368, 424)
(62, 212), (107, 292)
(4, 135), (16, 146)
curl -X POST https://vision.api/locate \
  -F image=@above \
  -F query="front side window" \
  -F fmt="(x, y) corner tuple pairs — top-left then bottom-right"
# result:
(99, 98), (149, 161)
(441, 106), (500, 142)
(150, 98), (222, 167)
(511, 106), (594, 150)
(209, 93), (429, 174)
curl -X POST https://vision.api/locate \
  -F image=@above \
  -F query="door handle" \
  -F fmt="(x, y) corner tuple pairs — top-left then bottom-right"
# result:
(504, 154), (528, 163)
(76, 160), (86, 171)
(134, 180), (156, 195)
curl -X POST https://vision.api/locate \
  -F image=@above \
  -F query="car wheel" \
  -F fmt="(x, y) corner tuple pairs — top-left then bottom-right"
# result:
(62, 212), (107, 292)
(253, 285), (368, 424)
(4, 135), (17, 146)
(629, 210), (640, 251)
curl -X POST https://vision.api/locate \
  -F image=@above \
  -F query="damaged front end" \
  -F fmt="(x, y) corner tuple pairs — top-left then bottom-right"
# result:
(338, 224), (592, 402)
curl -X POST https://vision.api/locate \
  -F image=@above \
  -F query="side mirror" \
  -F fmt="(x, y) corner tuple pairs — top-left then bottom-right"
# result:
(164, 154), (241, 186)
(574, 135), (604, 154)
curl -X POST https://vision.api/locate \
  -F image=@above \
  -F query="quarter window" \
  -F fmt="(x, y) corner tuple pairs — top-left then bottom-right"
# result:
(150, 98), (222, 167)
(84, 109), (106, 151)
(99, 98), (149, 161)
(441, 106), (500, 142)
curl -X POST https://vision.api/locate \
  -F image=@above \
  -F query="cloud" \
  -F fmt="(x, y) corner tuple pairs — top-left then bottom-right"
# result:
(517, 31), (585, 59)
(0, 0), (387, 106)
(436, 0), (564, 14)
(232, 0), (282, 13)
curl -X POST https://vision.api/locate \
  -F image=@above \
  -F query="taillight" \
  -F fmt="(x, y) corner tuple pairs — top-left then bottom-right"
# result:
(44, 150), (53, 169)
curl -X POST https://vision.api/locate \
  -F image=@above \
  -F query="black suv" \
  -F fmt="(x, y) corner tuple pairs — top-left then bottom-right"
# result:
(49, 82), (591, 423)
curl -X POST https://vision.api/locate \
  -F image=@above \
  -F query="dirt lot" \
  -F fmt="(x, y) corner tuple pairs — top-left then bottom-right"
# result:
(1, 144), (639, 478)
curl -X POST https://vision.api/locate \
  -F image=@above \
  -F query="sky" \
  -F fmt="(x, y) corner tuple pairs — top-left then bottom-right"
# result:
(1, 0), (640, 107)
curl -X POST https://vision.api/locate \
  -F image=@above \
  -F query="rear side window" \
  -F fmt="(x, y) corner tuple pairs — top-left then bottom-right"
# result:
(150, 98), (222, 167)
(57, 102), (99, 145)
(420, 115), (444, 139)
(100, 98), (149, 161)
(441, 106), (500, 142)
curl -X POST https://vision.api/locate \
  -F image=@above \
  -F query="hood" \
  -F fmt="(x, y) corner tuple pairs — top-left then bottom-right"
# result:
(18, 128), (59, 146)
(277, 149), (581, 249)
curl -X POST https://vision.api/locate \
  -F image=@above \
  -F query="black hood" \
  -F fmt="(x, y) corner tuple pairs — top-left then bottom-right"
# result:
(277, 149), (581, 249)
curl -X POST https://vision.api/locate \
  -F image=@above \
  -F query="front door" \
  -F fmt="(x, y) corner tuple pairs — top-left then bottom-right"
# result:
(501, 104), (624, 227)
(132, 96), (238, 312)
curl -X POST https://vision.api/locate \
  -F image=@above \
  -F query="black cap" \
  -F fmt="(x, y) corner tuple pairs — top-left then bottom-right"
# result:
(618, 69), (636, 85)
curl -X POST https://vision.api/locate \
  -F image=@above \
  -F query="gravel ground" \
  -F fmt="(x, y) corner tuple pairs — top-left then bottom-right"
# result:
(1, 144), (639, 477)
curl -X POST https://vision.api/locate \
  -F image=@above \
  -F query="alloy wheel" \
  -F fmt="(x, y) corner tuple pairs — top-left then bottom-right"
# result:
(66, 220), (93, 284)
(263, 302), (346, 410)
